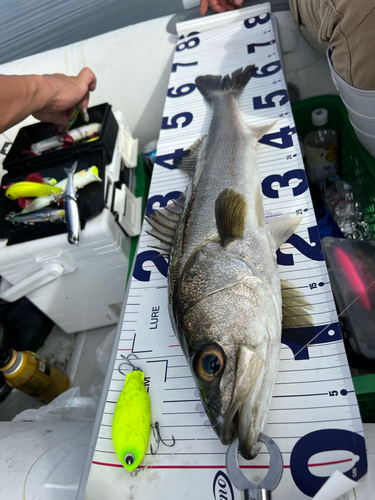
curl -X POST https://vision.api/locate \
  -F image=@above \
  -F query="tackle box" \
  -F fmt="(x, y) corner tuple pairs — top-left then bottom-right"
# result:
(0, 107), (145, 334)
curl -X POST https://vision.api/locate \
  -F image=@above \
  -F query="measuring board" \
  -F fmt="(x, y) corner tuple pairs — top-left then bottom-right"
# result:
(84, 4), (367, 499)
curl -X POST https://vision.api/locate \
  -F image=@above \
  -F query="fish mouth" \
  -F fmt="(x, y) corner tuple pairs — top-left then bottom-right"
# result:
(219, 345), (265, 459)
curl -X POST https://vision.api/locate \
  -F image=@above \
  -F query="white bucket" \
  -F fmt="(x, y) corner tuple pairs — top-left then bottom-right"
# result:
(327, 49), (375, 157)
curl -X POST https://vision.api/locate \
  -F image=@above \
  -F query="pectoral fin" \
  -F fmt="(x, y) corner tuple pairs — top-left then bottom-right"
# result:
(267, 213), (304, 250)
(215, 188), (247, 246)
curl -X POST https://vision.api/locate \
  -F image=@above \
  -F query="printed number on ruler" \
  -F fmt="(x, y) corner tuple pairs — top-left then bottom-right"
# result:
(156, 125), (297, 168)
(176, 32), (200, 52)
(253, 90), (289, 110)
(133, 191), (182, 281)
(244, 13), (271, 29)
(290, 429), (366, 497)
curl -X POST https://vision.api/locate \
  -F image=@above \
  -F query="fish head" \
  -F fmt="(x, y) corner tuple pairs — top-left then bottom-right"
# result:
(112, 425), (148, 472)
(173, 246), (282, 460)
(67, 230), (79, 245)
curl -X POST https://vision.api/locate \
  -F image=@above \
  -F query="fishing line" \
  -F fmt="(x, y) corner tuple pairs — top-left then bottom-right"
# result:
(290, 277), (375, 359)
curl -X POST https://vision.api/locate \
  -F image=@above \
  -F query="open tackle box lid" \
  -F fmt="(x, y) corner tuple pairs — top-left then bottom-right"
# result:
(0, 103), (119, 245)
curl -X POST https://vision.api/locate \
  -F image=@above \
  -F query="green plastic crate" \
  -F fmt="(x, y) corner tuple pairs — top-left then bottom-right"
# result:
(352, 374), (375, 423)
(292, 96), (375, 423)
(126, 153), (151, 282)
(292, 95), (375, 238)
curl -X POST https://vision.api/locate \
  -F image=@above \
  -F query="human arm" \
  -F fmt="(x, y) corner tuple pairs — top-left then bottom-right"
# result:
(0, 67), (97, 134)
(200, 0), (243, 16)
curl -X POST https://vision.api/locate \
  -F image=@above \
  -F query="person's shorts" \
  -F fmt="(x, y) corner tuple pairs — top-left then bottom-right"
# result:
(289, 0), (375, 90)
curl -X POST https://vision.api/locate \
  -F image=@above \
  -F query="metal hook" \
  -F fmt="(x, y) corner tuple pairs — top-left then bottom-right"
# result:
(118, 353), (142, 376)
(150, 422), (176, 455)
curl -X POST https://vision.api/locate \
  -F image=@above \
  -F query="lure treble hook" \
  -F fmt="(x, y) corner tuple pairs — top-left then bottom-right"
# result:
(118, 353), (142, 376)
(150, 422), (176, 455)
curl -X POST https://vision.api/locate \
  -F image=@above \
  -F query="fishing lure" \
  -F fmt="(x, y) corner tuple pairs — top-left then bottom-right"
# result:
(112, 355), (151, 472)
(55, 103), (90, 134)
(64, 161), (80, 245)
(112, 355), (175, 473)
(5, 181), (62, 200)
(5, 209), (65, 225)
(30, 123), (101, 154)
(21, 166), (101, 214)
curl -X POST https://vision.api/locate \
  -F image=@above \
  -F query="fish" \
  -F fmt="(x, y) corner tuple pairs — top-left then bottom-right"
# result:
(5, 208), (65, 225)
(112, 364), (151, 472)
(64, 161), (80, 245)
(146, 66), (312, 460)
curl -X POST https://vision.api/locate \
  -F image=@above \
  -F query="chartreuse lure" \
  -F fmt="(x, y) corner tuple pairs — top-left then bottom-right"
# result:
(5, 181), (62, 200)
(112, 355), (151, 473)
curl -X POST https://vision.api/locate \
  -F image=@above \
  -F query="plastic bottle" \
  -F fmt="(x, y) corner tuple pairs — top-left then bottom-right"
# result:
(304, 108), (338, 184)
(0, 347), (71, 402)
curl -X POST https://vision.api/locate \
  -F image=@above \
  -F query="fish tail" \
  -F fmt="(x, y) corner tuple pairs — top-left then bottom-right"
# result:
(64, 161), (78, 177)
(195, 65), (255, 104)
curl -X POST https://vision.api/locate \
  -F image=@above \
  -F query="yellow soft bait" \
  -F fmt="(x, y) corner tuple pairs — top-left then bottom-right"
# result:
(112, 355), (151, 473)
(5, 181), (62, 200)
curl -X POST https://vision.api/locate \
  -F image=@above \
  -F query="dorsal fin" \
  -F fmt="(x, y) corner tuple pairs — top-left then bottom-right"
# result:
(173, 137), (205, 175)
(215, 188), (247, 246)
(145, 194), (186, 257)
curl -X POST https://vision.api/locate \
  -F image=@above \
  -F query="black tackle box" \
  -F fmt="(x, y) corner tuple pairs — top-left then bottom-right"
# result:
(0, 103), (118, 245)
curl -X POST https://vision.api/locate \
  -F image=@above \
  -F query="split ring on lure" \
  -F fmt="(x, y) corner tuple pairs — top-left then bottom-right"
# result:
(112, 354), (151, 473)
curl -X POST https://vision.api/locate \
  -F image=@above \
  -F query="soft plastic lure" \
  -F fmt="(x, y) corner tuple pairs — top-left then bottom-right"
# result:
(21, 166), (101, 214)
(5, 181), (62, 200)
(112, 355), (151, 472)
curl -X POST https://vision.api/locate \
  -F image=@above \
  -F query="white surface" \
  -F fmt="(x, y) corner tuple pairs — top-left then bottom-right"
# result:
(0, 15), (178, 162)
(0, 421), (93, 500)
(84, 5), (367, 499)
(327, 49), (375, 157)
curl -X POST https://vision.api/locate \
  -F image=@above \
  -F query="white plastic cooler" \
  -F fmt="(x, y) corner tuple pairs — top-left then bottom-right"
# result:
(0, 116), (142, 334)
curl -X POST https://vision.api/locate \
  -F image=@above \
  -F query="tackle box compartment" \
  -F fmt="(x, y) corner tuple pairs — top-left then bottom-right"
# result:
(0, 149), (106, 245)
(3, 103), (118, 171)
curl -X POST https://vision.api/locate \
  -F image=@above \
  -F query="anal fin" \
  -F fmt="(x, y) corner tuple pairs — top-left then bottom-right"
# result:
(281, 279), (314, 329)
(173, 137), (205, 175)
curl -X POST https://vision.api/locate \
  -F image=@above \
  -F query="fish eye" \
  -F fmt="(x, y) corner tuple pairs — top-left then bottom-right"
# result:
(125, 452), (135, 465)
(194, 345), (225, 382)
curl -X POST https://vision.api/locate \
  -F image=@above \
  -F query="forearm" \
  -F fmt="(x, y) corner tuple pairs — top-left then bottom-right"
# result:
(0, 74), (51, 133)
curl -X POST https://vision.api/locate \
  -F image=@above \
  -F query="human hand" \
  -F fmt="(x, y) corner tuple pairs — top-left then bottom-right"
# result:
(200, 0), (243, 15)
(32, 67), (97, 129)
